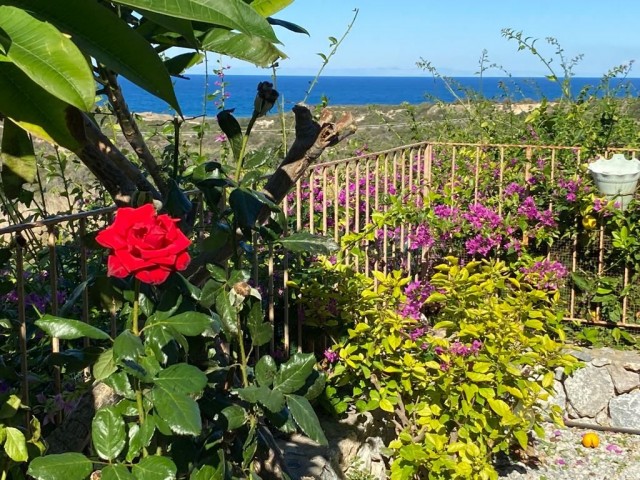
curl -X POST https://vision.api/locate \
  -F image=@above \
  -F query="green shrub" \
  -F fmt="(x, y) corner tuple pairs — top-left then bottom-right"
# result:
(324, 257), (579, 480)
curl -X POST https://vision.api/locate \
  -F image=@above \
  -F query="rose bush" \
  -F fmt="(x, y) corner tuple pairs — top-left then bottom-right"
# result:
(95, 203), (191, 285)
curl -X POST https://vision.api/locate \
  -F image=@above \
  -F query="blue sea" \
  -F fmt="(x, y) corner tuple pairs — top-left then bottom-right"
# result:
(118, 75), (640, 118)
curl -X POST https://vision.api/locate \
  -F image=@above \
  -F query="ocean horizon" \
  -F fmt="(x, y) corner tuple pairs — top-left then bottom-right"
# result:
(117, 75), (640, 118)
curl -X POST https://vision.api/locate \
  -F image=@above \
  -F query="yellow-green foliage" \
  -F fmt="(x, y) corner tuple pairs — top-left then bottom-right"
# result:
(324, 257), (579, 480)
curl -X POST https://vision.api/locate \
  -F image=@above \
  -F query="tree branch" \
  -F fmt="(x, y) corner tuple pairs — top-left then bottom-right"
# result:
(66, 108), (162, 206)
(98, 67), (169, 196)
(185, 104), (356, 282)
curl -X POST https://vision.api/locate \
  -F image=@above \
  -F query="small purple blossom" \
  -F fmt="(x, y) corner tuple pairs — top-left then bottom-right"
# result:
(324, 349), (339, 363)
(606, 443), (623, 454)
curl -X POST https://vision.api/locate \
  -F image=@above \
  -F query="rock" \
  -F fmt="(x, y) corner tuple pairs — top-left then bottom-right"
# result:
(591, 357), (611, 367)
(610, 391), (640, 429)
(344, 437), (387, 480)
(281, 434), (341, 480)
(564, 365), (614, 418)
(606, 363), (639, 394)
(554, 366), (565, 381)
(570, 349), (593, 362)
(623, 362), (640, 372)
(595, 408), (611, 427)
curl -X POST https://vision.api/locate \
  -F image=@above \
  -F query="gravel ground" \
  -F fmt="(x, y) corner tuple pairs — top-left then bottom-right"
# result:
(500, 423), (640, 480)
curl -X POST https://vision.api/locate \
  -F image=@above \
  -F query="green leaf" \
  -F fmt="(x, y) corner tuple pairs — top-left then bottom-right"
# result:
(215, 289), (238, 337)
(247, 302), (272, 347)
(126, 416), (156, 462)
(101, 465), (136, 480)
(514, 429), (528, 450)
(0, 63), (82, 149)
(229, 187), (277, 229)
(255, 355), (277, 387)
(4, 426), (27, 462)
(0, 395), (21, 420)
(152, 388), (202, 436)
(148, 311), (213, 336)
(92, 406), (126, 461)
(216, 110), (243, 162)
(0, 6), (94, 111)
(136, 9), (198, 47)
(112, 0), (279, 43)
(250, 0), (294, 16)
(113, 330), (144, 361)
(278, 232), (339, 255)
(131, 455), (177, 480)
(3, 0), (182, 114)
(1, 118), (35, 200)
(93, 349), (118, 381)
(273, 353), (316, 394)
(201, 29), (285, 67)
(300, 371), (326, 400)
(104, 371), (135, 399)
(286, 394), (327, 446)
(164, 51), (204, 76)
(153, 363), (207, 394)
(234, 385), (283, 413)
(144, 325), (177, 364)
(190, 465), (219, 480)
(488, 398), (512, 418)
(570, 272), (591, 291)
(221, 405), (246, 430)
(49, 347), (102, 373)
(35, 315), (110, 340)
(28, 453), (93, 480)
(199, 278), (223, 309)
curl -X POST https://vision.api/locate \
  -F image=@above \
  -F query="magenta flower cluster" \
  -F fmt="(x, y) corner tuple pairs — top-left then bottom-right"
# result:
(324, 349), (339, 363)
(434, 339), (483, 371)
(400, 280), (434, 320)
(520, 259), (568, 290)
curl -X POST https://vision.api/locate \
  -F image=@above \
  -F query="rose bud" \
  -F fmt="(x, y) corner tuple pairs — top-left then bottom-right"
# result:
(252, 81), (279, 118)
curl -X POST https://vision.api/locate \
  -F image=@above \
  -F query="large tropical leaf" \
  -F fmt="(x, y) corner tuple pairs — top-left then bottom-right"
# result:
(3, 0), (182, 114)
(0, 63), (82, 150)
(0, 6), (94, 111)
(136, 8), (198, 47)
(249, 0), (294, 17)
(164, 51), (204, 76)
(201, 29), (286, 67)
(111, 0), (279, 43)
(0, 118), (35, 200)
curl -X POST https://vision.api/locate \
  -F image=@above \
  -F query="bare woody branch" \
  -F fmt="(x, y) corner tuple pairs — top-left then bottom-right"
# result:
(185, 104), (357, 281)
(98, 67), (169, 196)
(66, 107), (162, 206)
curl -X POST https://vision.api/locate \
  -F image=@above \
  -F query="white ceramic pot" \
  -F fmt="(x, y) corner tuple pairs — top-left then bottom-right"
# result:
(587, 154), (640, 210)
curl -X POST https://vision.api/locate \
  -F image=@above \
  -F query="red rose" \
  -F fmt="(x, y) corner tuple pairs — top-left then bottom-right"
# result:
(96, 204), (191, 285)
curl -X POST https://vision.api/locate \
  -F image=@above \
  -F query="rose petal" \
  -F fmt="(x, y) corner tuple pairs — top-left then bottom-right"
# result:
(107, 254), (130, 278)
(175, 251), (190, 271)
(135, 267), (171, 285)
(96, 227), (127, 250)
(116, 247), (158, 271)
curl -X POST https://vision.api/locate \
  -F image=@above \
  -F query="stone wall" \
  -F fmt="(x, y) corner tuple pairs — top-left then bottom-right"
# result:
(549, 347), (640, 429)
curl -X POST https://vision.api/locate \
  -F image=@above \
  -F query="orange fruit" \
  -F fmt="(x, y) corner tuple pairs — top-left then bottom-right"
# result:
(581, 432), (600, 448)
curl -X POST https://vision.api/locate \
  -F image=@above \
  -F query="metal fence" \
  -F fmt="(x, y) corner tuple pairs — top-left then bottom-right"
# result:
(2, 141), (640, 405)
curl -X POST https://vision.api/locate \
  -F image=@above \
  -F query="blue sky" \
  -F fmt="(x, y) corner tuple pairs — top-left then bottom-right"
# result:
(192, 0), (640, 77)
